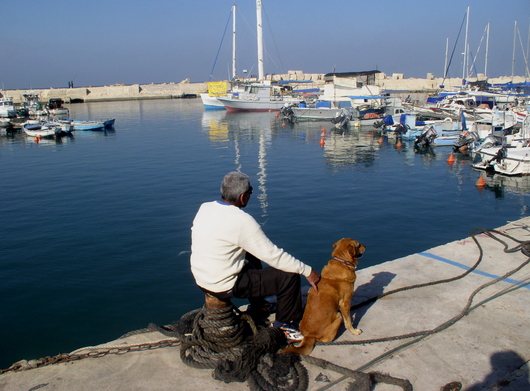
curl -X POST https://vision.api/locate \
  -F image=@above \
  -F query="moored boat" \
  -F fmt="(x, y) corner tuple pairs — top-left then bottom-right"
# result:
(22, 122), (59, 138)
(46, 98), (69, 117)
(0, 95), (17, 118)
(217, 83), (301, 112)
(20, 91), (47, 117)
(71, 119), (115, 131)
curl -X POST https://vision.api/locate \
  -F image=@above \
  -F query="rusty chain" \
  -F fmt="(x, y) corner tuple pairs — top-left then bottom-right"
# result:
(0, 338), (181, 375)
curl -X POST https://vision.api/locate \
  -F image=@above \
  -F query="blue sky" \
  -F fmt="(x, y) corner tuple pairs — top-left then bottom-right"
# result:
(1, 0), (528, 90)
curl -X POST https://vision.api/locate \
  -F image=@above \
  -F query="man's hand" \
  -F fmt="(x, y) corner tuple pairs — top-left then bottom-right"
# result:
(306, 269), (321, 292)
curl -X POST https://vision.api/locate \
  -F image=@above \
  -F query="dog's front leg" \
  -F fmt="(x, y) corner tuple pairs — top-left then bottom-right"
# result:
(339, 299), (362, 336)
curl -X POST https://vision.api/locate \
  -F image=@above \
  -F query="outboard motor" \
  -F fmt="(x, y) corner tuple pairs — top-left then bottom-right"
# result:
(488, 145), (507, 164)
(373, 114), (394, 129)
(453, 131), (479, 151)
(475, 134), (502, 152)
(280, 104), (296, 123)
(414, 125), (437, 149)
(394, 122), (409, 136)
(331, 108), (353, 129)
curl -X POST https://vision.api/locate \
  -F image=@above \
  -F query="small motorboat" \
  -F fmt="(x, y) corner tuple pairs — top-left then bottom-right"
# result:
(22, 122), (59, 138)
(72, 119), (115, 131)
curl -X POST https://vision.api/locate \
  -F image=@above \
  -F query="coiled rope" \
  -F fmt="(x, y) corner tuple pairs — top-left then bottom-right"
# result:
(170, 303), (309, 391)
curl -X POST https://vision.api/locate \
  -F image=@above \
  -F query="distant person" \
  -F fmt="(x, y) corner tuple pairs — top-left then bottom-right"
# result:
(190, 171), (320, 343)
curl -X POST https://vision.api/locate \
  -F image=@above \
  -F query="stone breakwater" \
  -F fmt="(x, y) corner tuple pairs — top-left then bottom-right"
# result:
(2, 80), (207, 104)
(1, 73), (525, 104)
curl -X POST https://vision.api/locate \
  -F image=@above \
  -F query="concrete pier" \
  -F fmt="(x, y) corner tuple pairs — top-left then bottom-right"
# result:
(1, 218), (529, 390)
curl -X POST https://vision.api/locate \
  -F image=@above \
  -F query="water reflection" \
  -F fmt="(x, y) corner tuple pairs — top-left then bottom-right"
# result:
(323, 128), (379, 169)
(198, 110), (530, 209)
(200, 111), (275, 218)
(482, 174), (530, 199)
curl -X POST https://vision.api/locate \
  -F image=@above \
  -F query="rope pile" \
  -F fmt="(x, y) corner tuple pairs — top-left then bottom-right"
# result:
(172, 304), (309, 391)
(163, 300), (412, 391)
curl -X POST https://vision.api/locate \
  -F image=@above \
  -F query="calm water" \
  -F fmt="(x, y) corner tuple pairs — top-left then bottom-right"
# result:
(1, 99), (528, 369)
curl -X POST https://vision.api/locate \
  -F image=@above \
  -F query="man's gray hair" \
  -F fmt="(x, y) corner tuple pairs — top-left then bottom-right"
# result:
(221, 171), (251, 202)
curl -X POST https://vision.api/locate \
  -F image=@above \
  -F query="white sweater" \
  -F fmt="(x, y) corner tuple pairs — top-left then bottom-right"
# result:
(190, 200), (312, 293)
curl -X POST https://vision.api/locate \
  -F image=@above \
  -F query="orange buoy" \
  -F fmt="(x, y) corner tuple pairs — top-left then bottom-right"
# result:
(319, 138), (325, 146)
(447, 153), (455, 163)
(476, 176), (486, 187)
(275, 112), (280, 118)
(396, 139), (402, 148)
(378, 137), (384, 144)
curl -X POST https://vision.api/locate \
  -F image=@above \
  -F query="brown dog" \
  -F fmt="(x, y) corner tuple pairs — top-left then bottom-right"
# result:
(283, 238), (365, 355)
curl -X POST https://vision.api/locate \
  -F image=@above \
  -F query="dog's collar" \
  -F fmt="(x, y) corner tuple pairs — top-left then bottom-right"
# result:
(333, 256), (357, 269)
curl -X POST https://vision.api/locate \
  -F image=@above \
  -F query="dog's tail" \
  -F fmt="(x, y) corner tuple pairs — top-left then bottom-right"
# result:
(280, 337), (317, 356)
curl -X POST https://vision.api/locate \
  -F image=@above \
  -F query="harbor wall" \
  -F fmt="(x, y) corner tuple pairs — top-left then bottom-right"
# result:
(1, 72), (526, 105)
(2, 79), (207, 104)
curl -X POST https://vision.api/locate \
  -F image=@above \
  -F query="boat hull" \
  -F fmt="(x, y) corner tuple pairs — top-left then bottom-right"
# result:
(200, 93), (226, 110)
(72, 119), (115, 131)
(218, 98), (285, 112)
(474, 146), (530, 176)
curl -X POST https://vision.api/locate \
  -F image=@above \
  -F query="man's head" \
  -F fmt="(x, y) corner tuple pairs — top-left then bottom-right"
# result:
(221, 171), (253, 207)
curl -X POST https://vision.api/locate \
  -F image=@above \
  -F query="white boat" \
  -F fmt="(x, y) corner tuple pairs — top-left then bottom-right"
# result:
(22, 122), (60, 138)
(200, 92), (226, 110)
(0, 95), (17, 118)
(473, 117), (530, 175)
(200, 82), (249, 110)
(218, 83), (299, 112)
(46, 98), (69, 117)
(473, 145), (530, 176)
(20, 92), (47, 117)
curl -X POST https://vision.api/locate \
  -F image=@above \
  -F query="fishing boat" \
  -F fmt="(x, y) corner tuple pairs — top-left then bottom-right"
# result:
(20, 92), (47, 117)
(472, 117), (530, 175)
(218, 83), (298, 112)
(46, 98), (69, 117)
(71, 119), (115, 131)
(22, 122), (60, 138)
(0, 95), (17, 118)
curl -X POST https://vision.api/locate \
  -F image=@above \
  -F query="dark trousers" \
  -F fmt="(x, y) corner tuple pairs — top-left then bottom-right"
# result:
(200, 253), (303, 324)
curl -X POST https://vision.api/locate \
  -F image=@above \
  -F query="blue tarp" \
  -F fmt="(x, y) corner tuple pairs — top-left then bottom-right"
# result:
(346, 96), (385, 100)
(292, 88), (321, 93)
(277, 80), (314, 85)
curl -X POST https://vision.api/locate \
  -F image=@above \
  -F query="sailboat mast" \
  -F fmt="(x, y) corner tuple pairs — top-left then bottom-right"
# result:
(463, 6), (470, 80)
(444, 37), (449, 79)
(485, 22), (490, 78)
(256, 0), (264, 81)
(512, 21), (517, 83)
(232, 4), (236, 80)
